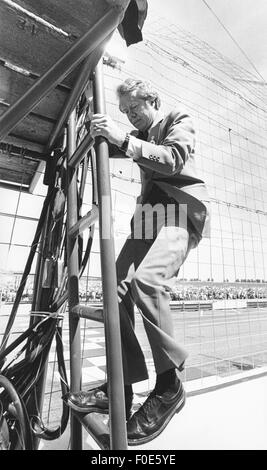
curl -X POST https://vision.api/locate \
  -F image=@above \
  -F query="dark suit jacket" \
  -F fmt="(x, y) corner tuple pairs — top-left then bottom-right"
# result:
(111, 107), (210, 238)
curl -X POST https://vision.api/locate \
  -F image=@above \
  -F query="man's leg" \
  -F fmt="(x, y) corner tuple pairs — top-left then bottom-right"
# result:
(66, 235), (155, 418)
(115, 237), (151, 385)
(130, 225), (192, 372)
(127, 225), (195, 444)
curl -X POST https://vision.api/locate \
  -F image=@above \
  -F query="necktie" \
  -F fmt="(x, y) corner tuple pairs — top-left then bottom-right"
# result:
(138, 130), (149, 141)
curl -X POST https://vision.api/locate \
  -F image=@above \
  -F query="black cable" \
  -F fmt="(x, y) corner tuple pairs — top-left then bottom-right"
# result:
(0, 187), (57, 357)
(31, 325), (69, 440)
(0, 318), (66, 445)
(0, 375), (33, 450)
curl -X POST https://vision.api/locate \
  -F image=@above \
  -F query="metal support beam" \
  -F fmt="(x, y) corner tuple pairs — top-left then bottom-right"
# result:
(93, 60), (127, 450)
(0, 182), (29, 193)
(71, 304), (104, 323)
(46, 38), (110, 151)
(68, 132), (95, 169)
(29, 161), (46, 194)
(0, 7), (124, 141)
(67, 110), (83, 450)
(74, 412), (110, 450)
(69, 205), (99, 239)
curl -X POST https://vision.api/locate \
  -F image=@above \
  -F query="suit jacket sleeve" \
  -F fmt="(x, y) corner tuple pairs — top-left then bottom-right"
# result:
(133, 110), (196, 175)
(106, 129), (139, 159)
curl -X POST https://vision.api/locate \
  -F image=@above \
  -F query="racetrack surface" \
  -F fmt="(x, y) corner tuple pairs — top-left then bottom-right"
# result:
(1, 303), (267, 426)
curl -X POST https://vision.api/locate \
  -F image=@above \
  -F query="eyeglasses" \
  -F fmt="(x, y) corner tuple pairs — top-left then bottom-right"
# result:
(119, 100), (146, 116)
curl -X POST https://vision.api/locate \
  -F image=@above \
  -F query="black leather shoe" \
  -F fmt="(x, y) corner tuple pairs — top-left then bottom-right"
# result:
(65, 383), (109, 413)
(127, 381), (186, 445)
(65, 383), (133, 420)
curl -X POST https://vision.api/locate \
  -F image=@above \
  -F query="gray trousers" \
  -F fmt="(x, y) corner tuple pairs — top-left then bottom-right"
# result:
(116, 225), (196, 385)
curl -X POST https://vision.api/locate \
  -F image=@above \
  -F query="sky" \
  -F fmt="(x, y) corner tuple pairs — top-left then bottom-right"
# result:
(151, 0), (267, 81)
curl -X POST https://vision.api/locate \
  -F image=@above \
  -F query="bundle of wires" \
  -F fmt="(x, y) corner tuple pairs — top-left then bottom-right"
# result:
(0, 315), (69, 450)
(0, 94), (96, 450)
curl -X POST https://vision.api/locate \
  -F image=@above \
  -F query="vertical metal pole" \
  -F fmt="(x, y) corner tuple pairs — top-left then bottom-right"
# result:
(93, 60), (127, 450)
(67, 110), (83, 450)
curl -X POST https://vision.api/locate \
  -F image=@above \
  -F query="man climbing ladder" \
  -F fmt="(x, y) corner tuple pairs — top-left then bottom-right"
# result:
(67, 77), (210, 444)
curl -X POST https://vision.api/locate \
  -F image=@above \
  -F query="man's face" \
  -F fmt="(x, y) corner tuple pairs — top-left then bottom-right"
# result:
(119, 90), (157, 131)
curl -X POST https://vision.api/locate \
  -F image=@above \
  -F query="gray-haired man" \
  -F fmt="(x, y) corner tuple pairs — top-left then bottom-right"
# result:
(67, 78), (210, 444)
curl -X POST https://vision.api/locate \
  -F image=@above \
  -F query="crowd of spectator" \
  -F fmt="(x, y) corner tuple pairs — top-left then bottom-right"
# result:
(1, 282), (267, 304)
(169, 285), (267, 301)
(80, 283), (267, 303)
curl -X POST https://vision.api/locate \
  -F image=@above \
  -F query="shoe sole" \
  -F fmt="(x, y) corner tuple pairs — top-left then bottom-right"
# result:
(63, 397), (109, 414)
(63, 395), (133, 421)
(127, 390), (186, 446)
